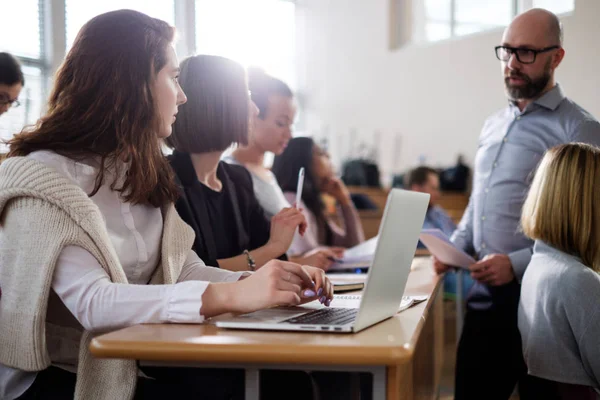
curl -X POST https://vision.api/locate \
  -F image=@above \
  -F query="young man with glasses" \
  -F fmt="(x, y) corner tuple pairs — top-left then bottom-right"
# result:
(434, 8), (600, 400)
(0, 53), (24, 117)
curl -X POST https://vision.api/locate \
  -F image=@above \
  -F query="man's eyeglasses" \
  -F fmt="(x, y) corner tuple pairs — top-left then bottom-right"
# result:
(495, 45), (559, 64)
(0, 96), (21, 109)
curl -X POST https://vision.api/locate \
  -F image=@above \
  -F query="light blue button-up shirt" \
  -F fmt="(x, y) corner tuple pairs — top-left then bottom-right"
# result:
(451, 84), (600, 308)
(423, 205), (457, 237)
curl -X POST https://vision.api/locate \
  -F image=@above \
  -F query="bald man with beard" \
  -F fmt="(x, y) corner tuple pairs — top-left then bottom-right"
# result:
(434, 9), (600, 400)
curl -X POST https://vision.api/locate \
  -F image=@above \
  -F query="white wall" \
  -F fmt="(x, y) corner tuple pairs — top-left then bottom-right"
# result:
(295, 0), (600, 185)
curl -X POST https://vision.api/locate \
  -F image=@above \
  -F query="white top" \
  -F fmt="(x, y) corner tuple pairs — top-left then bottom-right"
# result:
(0, 151), (247, 400)
(222, 155), (290, 218)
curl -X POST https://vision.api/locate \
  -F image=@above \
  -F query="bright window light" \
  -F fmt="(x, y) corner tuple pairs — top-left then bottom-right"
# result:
(195, 0), (296, 88)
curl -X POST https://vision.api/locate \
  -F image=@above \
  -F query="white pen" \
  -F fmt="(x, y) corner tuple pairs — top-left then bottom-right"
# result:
(295, 167), (305, 208)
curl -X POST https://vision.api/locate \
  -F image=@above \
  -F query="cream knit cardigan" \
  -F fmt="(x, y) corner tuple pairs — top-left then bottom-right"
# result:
(0, 157), (196, 400)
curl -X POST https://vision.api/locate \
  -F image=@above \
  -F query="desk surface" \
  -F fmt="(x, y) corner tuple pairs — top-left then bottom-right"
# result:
(90, 258), (441, 367)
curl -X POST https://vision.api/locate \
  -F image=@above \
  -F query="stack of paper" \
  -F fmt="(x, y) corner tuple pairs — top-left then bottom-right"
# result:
(418, 229), (475, 269)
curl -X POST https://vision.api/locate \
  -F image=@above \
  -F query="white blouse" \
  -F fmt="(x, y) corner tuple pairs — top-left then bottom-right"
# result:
(222, 155), (290, 219)
(0, 151), (247, 400)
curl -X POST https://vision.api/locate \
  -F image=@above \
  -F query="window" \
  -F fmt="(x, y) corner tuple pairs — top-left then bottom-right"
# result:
(0, 0), (45, 150)
(66, 0), (175, 49)
(195, 0), (296, 89)
(0, 66), (44, 150)
(454, 0), (513, 37)
(421, 0), (574, 42)
(533, 0), (574, 15)
(0, 0), (41, 59)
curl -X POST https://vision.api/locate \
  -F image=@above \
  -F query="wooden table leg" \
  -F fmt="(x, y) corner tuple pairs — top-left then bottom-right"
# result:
(387, 363), (413, 400)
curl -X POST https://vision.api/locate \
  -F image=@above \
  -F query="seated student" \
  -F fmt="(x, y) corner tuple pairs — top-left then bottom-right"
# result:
(167, 55), (311, 274)
(406, 166), (472, 298)
(225, 70), (340, 269)
(405, 166), (456, 237)
(0, 52), (24, 117)
(0, 10), (332, 400)
(224, 68), (293, 219)
(519, 143), (600, 400)
(272, 137), (365, 265)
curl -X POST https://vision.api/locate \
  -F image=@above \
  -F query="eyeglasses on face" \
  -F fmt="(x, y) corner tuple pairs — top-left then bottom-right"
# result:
(494, 45), (559, 64)
(0, 95), (20, 109)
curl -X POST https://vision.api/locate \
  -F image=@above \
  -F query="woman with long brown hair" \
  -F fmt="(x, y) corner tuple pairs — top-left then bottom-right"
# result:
(0, 10), (331, 400)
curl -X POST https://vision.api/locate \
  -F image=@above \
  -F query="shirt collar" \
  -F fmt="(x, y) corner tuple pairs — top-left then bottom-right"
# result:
(509, 84), (565, 113)
(533, 84), (565, 111)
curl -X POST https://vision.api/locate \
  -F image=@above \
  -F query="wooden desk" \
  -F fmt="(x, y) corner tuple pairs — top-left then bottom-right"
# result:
(90, 258), (444, 400)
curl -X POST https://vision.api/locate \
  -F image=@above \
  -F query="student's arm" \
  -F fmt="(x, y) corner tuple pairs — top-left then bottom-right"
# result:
(330, 201), (365, 248)
(215, 208), (306, 272)
(52, 245), (209, 332)
(52, 246), (332, 332)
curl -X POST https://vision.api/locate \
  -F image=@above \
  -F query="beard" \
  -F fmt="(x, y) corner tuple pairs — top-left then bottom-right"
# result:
(505, 59), (552, 101)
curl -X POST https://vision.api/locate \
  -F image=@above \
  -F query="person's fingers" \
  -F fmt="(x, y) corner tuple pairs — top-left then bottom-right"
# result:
(471, 267), (494, 281)
(317, 249), (341, 260)
(275, 279), (303, 296)
(325, 276), (333, 299)
(279, 262), (314, 288)
(299, 220), (307, 236)
(468, 259), (492, 272)
(281, 272), (304, 287)
(308, 266), (325, 294)
(317, 254), (334, 268)
(328, 247), (346, 257)
(287, 214), (306, 228)
(274, 291), (301, 306)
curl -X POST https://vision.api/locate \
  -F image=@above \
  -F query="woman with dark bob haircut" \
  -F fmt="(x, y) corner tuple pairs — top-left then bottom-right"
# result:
(167, 55), (315, 276)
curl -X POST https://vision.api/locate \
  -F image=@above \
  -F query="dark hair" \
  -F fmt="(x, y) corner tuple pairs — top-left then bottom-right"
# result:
(0, 53), (25, 86)
(8, 10), (178, 207)
(167, 55), (248, 153)
(404, 166), (438, 188)
(272, 137), (332, 243)
(247, 67), (293, 119)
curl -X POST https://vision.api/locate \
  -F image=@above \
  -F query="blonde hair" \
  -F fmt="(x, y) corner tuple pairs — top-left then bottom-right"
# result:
(521, 143), (600, 272)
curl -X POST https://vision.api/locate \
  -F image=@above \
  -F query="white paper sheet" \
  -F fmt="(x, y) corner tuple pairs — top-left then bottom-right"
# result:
(418, 228), (475, 269)
(328, 236), (378, 270)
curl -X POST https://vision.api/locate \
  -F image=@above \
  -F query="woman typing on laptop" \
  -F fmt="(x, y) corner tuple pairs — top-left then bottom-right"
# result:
(0, 11), (331, 400)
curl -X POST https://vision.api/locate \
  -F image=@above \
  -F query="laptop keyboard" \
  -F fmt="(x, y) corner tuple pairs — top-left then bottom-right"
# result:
(282, 308), (358, 326)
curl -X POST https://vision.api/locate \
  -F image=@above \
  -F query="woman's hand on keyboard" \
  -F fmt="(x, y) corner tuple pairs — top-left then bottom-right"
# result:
(226, 260), (319, 313)
(300, 265), (333, 307)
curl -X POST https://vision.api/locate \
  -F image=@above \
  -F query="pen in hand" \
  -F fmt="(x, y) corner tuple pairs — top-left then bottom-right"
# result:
(295, 167), (305, 209)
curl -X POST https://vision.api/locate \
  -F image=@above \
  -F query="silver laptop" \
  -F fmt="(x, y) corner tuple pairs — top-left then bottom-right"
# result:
(215, 189), (429, 333)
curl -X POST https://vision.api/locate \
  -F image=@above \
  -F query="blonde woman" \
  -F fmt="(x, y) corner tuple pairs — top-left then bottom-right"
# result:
(519, 143), (600, 400)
